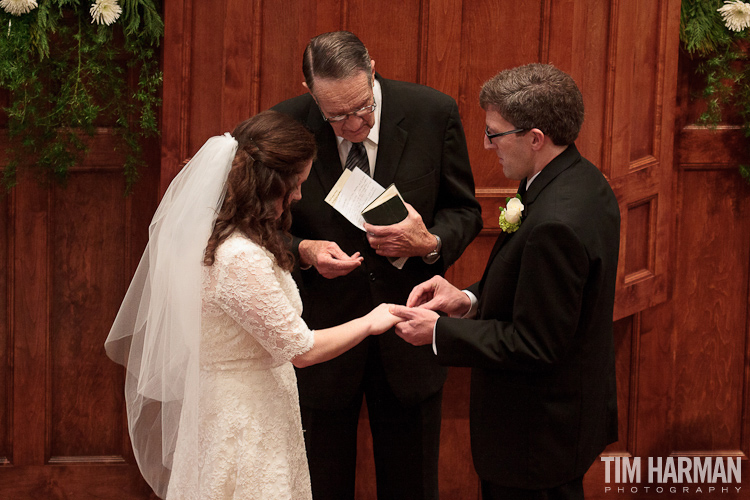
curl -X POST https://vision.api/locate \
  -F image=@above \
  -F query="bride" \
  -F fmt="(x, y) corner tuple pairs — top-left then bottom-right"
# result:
(105, 110), (399, 499)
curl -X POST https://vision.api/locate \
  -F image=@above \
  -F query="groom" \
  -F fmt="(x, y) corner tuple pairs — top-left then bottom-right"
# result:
(391, 63), (621, 499)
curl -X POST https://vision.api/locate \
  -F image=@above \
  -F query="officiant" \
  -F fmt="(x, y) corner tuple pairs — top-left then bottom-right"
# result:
(272, 30), (482, 500)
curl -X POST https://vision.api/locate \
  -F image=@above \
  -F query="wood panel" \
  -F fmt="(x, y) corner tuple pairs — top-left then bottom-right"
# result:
(670, 45), (750, 476)
(187, 1), (226, 154)
(672, 168), (750, 452)
(11, 176), (48, 467)
(49, 171), (127, 460)
(159, 0), (192, 195)
(0, 179), (9, 466)
(347, 0), (422, 84)
(1, 89), (10, 466)
(608, 316), (636, 454)
(423, 0), (463, 98)
(607, 0), (678, 320)
(460, 0), (542, 190)
(0, 130), (159, 497)
(548, 0), (611, 168)
(5, 465), (156, 499)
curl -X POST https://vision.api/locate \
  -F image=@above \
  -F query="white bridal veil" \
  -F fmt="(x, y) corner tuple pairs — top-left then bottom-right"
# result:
(105, 133), (238, 498)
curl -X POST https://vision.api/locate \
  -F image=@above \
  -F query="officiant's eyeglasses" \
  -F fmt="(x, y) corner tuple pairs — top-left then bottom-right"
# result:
(485, 126), (526, 141)
(322, 102), (377, 123)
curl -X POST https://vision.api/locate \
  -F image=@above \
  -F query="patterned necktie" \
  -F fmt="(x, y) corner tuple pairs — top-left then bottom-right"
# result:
(344, 142), (370, 177)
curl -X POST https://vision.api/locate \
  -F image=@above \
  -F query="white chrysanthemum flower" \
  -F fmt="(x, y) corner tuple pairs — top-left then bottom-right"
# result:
(718, 0), (750, 32)
(90, 0), (122, 26)
(0, 0), (38, 16)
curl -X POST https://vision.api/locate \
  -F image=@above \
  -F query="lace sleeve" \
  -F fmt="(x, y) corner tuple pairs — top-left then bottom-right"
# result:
(212, 239), (314, 363)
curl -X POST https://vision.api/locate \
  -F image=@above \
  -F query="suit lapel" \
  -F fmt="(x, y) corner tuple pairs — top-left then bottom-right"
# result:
(477, 180), (527, 295)
(521, 144), (580, 205)
(476, 144), (582, 298)
(314, 128), (344, 192)
(305, 104), (346, 193)
(372, 76), (407, 188)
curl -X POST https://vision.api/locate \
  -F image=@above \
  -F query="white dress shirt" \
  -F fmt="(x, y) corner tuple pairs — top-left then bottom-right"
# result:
(336, 79), (383, 177)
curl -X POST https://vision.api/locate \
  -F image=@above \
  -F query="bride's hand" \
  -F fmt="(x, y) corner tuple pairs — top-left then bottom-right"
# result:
(366, 303), (402, 335)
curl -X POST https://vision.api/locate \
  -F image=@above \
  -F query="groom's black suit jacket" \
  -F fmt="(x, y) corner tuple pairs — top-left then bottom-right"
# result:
(273, 74), (482, 409)
(437, 144), (620, 489)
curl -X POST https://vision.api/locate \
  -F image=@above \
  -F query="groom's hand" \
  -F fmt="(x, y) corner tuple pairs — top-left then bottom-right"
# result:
(407, 276), (471, 317)
(299, 239), (363, 278)
(389, 305), (439, 346)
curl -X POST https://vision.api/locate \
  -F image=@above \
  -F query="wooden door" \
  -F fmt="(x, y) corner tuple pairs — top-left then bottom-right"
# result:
(578, 0), (681, 497)
(0, 134), (160, 498)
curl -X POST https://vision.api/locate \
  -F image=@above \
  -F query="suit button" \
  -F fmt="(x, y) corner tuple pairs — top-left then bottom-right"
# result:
(369, 272), (376, 282)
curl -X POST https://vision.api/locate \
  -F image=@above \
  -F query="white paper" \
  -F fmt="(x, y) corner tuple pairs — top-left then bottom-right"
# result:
(324, 168), (409, 269)
(325, 167), (385, 230)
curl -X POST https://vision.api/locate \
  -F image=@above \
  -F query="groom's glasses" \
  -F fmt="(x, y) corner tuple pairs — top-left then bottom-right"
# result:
(485, 126), (526, 141)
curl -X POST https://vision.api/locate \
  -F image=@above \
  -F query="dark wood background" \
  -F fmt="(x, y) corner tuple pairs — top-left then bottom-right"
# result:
(2, 0), (749, 498)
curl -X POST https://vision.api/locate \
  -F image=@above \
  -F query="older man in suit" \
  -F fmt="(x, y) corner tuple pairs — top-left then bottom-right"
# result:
(392, 63), (620, 500)
(272, 31), (482, 499)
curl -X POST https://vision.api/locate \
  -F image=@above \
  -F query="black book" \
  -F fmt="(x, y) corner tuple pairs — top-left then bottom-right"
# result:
(361, 184), (408, 225)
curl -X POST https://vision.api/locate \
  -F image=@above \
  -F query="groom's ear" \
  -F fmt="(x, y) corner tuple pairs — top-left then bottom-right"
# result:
(529, 129), (546, 151)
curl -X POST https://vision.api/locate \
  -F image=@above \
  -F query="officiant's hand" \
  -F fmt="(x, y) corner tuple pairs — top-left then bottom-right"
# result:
(407, 276), (471, 317)
(299, 239), (363, 279)
(388, 305), (438, 346)
(364, 202), (435, 258)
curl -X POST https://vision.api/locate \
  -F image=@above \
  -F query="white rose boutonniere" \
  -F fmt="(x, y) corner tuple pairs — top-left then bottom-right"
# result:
(499, 194), (525, 233)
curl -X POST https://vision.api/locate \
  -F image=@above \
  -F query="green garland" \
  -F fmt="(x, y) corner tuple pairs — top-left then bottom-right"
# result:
(680, 0), (750, 182)
(0, 0), (163, 194)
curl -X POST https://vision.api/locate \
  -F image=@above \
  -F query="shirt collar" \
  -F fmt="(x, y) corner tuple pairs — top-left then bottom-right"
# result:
(525, 170), (542, 190)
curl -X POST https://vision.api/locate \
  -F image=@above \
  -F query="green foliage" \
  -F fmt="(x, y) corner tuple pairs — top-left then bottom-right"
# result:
(680, 0), (750, 182)
(0, 0), (163, 194)
(681, 0), (735, 53)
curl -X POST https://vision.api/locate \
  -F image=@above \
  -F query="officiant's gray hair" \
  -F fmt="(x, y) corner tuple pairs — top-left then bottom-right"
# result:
(303, 31), (373, 92)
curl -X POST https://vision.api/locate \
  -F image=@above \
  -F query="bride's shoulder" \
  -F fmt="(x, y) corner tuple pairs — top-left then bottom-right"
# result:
(214, 231), (270, 265)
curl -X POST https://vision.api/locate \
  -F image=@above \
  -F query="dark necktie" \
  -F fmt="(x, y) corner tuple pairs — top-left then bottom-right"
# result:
(344, 142), (370, 177)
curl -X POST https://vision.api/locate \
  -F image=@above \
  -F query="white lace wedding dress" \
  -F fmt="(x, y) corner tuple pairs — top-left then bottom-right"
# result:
(166, 232), (314, 500)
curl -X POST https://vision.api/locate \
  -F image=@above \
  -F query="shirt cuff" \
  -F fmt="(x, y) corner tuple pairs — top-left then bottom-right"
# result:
(432, 320), (438, 355)
(460, 290), (478, 319)
(432, 290), (478, 355)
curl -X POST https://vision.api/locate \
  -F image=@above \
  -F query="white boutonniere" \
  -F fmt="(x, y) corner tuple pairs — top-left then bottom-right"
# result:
(499, 194), (524, 233)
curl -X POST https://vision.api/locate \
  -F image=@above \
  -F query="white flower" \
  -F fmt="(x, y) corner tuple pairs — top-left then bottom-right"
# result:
(718, 0), (750, 32)
(504, 197), (525, 224)
(498, 195), (525, 233)
(90, 0), (122, 26)
(0, 0), (38, 16)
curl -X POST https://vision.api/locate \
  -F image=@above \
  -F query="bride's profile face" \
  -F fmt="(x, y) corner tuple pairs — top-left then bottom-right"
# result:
(275, 159), (313, 219)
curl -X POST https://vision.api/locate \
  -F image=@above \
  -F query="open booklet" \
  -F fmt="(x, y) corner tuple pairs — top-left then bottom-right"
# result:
(324, 167), (408, 269)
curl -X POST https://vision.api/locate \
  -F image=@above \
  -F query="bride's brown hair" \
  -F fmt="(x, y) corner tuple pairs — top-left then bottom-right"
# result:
(204, 110), (316, 270)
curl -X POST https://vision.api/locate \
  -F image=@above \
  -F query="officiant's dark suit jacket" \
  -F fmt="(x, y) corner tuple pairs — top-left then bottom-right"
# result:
(436, 144), (620, 489)
(273, 74), (482, 409)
